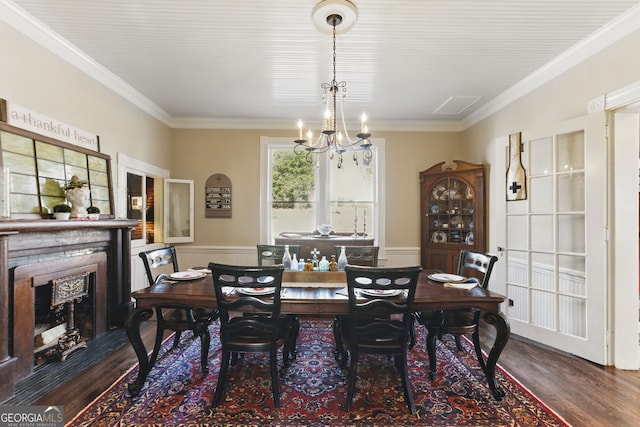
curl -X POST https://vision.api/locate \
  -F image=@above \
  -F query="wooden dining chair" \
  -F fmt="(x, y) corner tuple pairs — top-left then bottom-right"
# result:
(139, 246), (215, 372)
(209, 263), (298, 409)
(414, 250), (498, 378)
(334, 245), (379, 267)
(257, 244), (301, 266)
(336, 265), (422, 414)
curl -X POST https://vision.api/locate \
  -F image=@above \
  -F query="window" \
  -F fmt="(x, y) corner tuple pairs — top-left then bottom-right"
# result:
(260, 137), (385, 246)
(0, 126), (113, 217)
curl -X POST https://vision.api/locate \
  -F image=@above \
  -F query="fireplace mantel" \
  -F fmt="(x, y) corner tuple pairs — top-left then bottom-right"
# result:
(0, 219), (137, 402)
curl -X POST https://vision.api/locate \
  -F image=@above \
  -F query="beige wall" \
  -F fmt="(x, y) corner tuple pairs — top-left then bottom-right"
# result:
(462, 30), (640, 152)
(0, 21), (174, 178)
(172, 129), (462, 247)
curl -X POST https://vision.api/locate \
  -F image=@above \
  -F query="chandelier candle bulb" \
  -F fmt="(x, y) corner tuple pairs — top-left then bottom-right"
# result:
(361, 113), (367, 134)
(297, 120), (303, 141)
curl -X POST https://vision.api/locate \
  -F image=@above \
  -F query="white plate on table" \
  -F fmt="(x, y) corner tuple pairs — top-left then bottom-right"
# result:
(428, 273), (466, 283)
(359, 289), (402, 297)
(236, 287), (275, 296)
(169, 271), (206, 281)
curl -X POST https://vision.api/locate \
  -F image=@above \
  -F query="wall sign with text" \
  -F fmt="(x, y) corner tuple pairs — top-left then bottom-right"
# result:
(205, 174), (232, 218)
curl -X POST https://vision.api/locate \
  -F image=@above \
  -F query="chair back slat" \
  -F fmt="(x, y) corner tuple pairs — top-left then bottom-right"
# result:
(139, 246), (179, 286)
(257, 244), (301, 266)
(457, 250), (498, 289)
(210, 263), (284, 338)
(335, 246), (379, 267)
(345, 265), (422, 346)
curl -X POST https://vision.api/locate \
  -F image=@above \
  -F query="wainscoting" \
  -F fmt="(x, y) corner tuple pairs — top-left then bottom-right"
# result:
(507, 257), (586, 337)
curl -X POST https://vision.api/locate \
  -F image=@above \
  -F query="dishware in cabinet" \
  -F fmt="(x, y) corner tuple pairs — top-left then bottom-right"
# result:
(419, 161), (485, 273)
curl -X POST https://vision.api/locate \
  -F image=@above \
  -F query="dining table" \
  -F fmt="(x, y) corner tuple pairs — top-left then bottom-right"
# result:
(125, 269), (510, 400)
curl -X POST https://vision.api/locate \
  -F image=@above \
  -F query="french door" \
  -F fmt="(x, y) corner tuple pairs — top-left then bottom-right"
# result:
(502, 112), (608, 364)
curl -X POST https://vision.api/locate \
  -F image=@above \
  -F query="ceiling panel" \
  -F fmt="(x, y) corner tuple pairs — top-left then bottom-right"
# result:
(3, 0), (639, 129)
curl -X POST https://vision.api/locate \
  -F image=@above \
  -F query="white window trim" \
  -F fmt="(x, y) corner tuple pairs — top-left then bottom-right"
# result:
(117, 153), (169, 247)
(259, 136), (386, 254)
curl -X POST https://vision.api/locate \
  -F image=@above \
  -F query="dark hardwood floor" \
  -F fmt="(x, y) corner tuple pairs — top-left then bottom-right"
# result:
(6, 320), (640, 426)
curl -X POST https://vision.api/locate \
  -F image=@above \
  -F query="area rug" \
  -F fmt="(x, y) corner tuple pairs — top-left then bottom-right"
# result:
(68, 319), (570, 427)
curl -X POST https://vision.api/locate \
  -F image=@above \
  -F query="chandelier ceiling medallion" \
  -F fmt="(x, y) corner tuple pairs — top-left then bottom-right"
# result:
(294, 0), (372, 168)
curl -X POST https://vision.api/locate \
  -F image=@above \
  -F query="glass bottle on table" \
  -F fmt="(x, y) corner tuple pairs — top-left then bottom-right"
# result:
(337, 246), (348, 271)
(319, 256), (329, 272)
(304, 258), (314, 271)
(282, 245), (292, 270)
(290, 253), (298, 271)
(329, 255), (338, 271)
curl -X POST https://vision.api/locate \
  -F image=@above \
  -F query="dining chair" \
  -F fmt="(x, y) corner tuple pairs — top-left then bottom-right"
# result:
(334, 245), (379, 267)
(257, 244), (301, 266)
(138, 246), (215, 372)
(209, 262), (298, 408)
(336, 265), (422, 414)
(414, 250), (498, 378)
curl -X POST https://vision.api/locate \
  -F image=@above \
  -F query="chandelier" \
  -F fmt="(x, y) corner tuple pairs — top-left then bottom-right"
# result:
(294, 0), (372, 169)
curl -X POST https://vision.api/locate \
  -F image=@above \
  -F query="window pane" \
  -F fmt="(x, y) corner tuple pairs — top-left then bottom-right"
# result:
(506, 215), (527, 250)
(556, 131), (584, 172)
(557, 172), (584, 212)
(529, 136), (553, 176)
(531, 214), (553, 252)
(530, 176), (553, 213)
(35, 141), (63, 162)
(329, 160), (374, 201)
(1, 132), (34, 155)
(271, 202), (316, 236)
(557, 214), (584, 253)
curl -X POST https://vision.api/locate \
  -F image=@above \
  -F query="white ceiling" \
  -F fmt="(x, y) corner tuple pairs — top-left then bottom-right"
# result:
(2, 0), (640, 130)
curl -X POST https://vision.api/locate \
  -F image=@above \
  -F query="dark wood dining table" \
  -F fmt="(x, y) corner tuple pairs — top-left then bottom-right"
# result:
(126, 269), (510, 400)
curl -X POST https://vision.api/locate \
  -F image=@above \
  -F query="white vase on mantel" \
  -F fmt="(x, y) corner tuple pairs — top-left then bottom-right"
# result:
(66, 187), (90, 217)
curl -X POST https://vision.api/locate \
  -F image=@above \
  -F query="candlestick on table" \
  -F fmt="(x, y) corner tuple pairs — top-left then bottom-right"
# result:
(354, 204), (358, 238)
(363, 209), (367, 237)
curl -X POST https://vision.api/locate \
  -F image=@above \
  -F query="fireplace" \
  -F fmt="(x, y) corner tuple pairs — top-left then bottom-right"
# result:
(0, 219), (137, 402)
(13, 252), (107, 376)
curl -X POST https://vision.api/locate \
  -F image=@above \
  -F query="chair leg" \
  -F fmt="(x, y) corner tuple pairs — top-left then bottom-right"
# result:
(426, 328), (438, 379)
(408, 315), (416, 349)
(199, 327), (211, 373)
(212, 350), (230, 408)
(454, 335), (464, 351)
(288, 315), (300, 362)
(471, 328), (487, 372)
(397, 352), (416, 414)
(171, 331), (182, 349)
(150, 308), (165, 366)
(332, 317), (343, 361)
(270, 349), (280, 408)
(345, 350), (358, 410)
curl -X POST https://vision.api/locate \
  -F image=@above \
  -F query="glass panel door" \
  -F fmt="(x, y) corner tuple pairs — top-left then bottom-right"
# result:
(164, 178), (194, 243)
(504, 112), (607, 364)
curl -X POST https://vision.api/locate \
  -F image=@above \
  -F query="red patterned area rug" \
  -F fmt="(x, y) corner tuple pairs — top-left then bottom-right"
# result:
(68, 319), (570, 427)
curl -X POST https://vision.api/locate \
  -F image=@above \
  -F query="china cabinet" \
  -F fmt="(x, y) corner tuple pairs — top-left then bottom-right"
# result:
(420, 160), (485, 273)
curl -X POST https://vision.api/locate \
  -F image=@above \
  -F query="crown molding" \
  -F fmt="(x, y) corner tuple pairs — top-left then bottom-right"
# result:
(3, 0), (639, 133)
(0, 0), (173, 126)
(462, 3), (640, 130)
(170, 116), (465, 132)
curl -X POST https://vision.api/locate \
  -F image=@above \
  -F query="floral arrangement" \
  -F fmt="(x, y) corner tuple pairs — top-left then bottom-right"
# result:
(64, 175), (88, 191)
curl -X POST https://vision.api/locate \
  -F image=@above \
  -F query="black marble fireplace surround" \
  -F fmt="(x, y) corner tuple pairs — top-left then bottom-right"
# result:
(0, 219), (137, 402)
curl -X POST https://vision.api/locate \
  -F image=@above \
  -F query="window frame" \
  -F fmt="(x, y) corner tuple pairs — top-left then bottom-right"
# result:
(259, 136), (386, 251)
